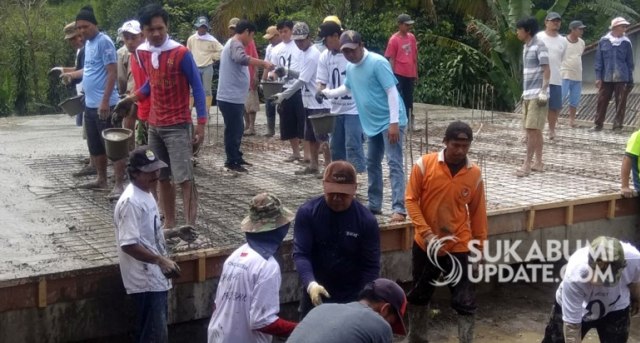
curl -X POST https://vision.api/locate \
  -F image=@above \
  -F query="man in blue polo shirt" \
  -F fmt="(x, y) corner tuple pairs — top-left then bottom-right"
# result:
(321, 30), (408, 223)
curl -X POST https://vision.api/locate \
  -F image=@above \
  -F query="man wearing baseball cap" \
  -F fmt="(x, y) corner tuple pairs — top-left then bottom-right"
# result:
(541, 236), (640, 342)
(405, 120), (487, 342)
(208, 192), (297, 342)
(560, 20), (586, 128)
(287, 278), (407, 342)
(536, 12), (567, 140)
(293, 161), (381, 318)
(186, 16), (223, 122)
(322, 30), (408, 223)
(261, 25), (282, 137)
(592, 17), (634, 132)
(272, 21), (331, 176)
(114, 145), (196, 342)
(385, 14), (418, 131)
(316, 20), (367, 174)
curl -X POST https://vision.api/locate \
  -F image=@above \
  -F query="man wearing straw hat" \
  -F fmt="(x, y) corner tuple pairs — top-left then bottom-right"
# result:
(293, 161), (381, 318)
(207, 193), (298, 342)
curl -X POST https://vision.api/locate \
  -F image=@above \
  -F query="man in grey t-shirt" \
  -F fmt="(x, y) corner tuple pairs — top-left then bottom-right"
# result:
(217, 20), (273, 172)
(287, 278), (407, 343)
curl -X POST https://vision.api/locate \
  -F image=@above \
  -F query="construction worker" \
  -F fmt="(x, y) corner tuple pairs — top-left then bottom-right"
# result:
(404, 121), (488, 343)
(261, 25), (281, 137)
(186, 16), (223, 118)
(207, 193), (297, 342)
(621, 128), (640, 198)
(541, 236), (640, 342)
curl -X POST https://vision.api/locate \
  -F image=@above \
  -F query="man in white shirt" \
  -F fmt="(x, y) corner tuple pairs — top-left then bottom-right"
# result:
(561, 20), (586, 128)
(114, 146), (196, 342)
(537, 12), (567, 141)
(207, 193), (297, 343)
(261, 25), (281, 137)
(541, 236), (640, 343)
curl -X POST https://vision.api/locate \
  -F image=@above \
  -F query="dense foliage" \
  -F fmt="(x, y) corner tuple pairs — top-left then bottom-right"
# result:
(1, 0), (639, 116)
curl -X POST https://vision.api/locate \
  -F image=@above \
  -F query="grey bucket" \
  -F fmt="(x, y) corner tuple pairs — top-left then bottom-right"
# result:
(261, 81), (285, 99)
(308, 112), (336, 136)
(58, 95), (85, 116)
(102, 128), (133, 161)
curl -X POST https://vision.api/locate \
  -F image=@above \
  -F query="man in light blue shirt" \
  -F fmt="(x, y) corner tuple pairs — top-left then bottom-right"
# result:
(322, 30), (407, 222)
(69, 6), (124, 199)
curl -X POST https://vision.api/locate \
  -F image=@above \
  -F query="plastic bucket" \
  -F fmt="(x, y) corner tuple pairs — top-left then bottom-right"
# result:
(261, 81), (285, 99)
(102, 128), (133, 161)
(308, 112), (336, 136)
(58, 95), (85, 116)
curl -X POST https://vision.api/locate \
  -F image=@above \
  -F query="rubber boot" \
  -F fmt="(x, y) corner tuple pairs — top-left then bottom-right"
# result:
(457, 315), (475, 343)
(205, 96), (212, 116)
(406, 304), (430, 343)
(265, 115), (275, 137)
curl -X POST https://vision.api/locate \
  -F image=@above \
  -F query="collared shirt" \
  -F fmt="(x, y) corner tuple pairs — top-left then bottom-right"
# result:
(595, 34), (634, 83)
(406, 150), (488, 254)
(522, 36), (549, 100)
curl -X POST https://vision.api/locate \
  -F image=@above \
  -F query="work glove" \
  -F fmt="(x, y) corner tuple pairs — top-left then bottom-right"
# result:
(536, 91), (548, 106)
(271, 92), (286, 105)
(307, 281), (330, 306)
(315, 89), (327, 104)
(158, 256), (181, 279)
(166, 225), (199, 243)
(60, 73), (74, 85)
(113, 96), (134, 116)
(48, 67), (63, 76)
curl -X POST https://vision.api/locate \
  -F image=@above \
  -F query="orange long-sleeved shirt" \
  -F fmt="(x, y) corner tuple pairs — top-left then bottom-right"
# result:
(406, 151), (488, 255)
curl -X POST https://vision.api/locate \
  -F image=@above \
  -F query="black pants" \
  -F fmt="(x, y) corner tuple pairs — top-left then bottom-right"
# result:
(406, 242), (476, 315)
(395, 74), (415, 118)
(542, 301), (630, 342)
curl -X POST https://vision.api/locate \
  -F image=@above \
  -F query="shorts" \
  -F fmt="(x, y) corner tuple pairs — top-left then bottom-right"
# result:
(148, 123), (193, 183)
(244, 89), (260, 113)
(84, 107), (114, 156)
(277, 90), (305, 140)
(548, 84), (562, 110)
(523, 100), (547, 130)
(304, 108), (330, 142)
(561, 79), (582, 108)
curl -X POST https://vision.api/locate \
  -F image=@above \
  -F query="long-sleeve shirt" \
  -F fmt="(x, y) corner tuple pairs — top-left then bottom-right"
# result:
(216, 38), (250, 104)
(406, 151), (488, 254)
(293, 196), (380, 303)
(134, 45), (207, 126)
(595, 34), (634, 83)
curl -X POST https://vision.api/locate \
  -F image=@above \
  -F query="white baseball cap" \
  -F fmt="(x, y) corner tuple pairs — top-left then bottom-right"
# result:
(118, 20), (142, 35)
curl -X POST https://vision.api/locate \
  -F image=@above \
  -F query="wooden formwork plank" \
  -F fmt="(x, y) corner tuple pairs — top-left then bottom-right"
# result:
(527, 209), (535, 232)
(607, 199), (616, 219)
(197, 255), (206, 283)
(38, 278), (47, 308)
(566, 205), (574, 226)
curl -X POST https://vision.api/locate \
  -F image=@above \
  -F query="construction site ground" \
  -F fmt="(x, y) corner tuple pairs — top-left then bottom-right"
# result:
(1, 103), (639, 342)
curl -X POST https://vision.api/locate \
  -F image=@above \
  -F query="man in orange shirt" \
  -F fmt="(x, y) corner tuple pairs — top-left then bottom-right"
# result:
(404, 121), (488, 343)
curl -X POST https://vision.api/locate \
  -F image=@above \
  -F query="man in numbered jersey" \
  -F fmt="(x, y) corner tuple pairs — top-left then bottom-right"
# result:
(316, 21), (366, 174)
(269, 20), (306, 162)
(541, 236), (640, 343)
(273, 22), (331, 176)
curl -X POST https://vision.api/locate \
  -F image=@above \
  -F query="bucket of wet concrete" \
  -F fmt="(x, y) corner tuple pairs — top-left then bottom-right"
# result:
(58, 95), (85, 116)
(308, 111), (336, 136)
(261, 81), (285, 99)
(102, 128), (133, 161)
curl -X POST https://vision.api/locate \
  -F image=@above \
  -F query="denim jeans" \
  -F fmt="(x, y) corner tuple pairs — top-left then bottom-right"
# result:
(218, 100), (245, 166)
(330, 114), (366, 173)
(131, 291), (168, 343)
(366, 126), (406, 214)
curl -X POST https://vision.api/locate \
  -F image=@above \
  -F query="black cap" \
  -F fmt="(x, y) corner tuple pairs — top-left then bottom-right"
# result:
(76, 5), (98, 25)
(569, 20), (586, 30)
(397, 13), (414, 25)
(545, 12), (561, 21)
(128, 146), (168, 172)
(444, 121), (473, 141)
(318, 21), (342, 39)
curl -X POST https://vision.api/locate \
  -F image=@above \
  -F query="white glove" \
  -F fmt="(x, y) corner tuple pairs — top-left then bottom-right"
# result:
(271, 92), (286, 105)
(307, 281), (330, 306)
(537, 91), (548, 106)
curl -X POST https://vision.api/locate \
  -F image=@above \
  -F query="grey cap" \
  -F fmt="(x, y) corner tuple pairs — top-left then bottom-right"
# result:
(292, 21), (310, 40)
(569, 20), (586, 30)
(397, 13), (414, 25)
(545, 12), (561, 21)
(194, 16), (209, 29)
(340, 30), (363, 50)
